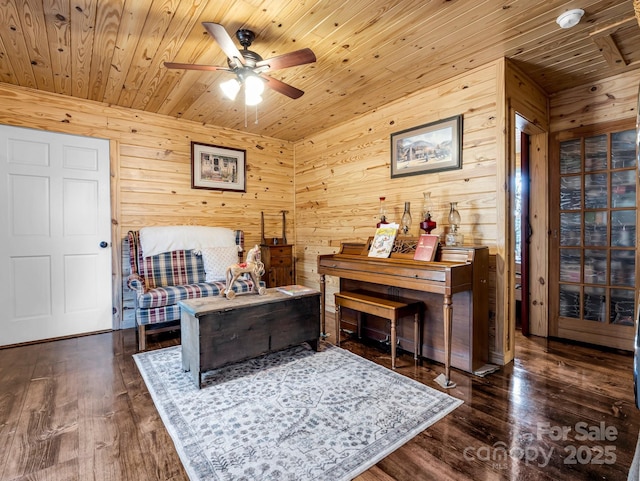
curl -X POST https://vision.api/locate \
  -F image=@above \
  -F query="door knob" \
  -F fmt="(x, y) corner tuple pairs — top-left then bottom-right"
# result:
(99, 241), (109, 248)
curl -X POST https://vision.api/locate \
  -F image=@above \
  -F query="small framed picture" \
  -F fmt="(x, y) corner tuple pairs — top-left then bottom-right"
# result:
(191, 141), (246, 192)
(390, 115), (463, 178)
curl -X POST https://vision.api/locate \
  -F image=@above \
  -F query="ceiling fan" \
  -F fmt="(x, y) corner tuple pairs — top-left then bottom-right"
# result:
(165, 22), (316, 104)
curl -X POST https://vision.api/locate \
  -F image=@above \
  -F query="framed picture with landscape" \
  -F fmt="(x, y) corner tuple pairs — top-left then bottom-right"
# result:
(390, 114), (462, 178)
(191, 141), (246, 192)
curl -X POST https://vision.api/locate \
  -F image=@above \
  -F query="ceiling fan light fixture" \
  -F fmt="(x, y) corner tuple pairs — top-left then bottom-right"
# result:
(166, 23), (315, 108)
(243, 74), (265, 105)
(556, 9), (584, 29)
(245, 92), (263, 106)
(245, 75), (265, 96)
(220, 78), (241, 100)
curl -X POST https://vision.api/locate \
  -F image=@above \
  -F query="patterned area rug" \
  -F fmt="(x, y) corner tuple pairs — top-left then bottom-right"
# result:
(134, 343), (462, 481)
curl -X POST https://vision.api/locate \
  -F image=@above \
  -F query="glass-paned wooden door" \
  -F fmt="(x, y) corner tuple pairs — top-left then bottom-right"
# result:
(550, 121), (638, 350)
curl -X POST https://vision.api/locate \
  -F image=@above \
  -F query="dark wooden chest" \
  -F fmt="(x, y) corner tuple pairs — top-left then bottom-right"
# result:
(179, 289), (320, 388)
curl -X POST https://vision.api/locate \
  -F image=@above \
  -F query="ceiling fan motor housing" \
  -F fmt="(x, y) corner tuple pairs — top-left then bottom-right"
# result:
(227, 29), (263, 68)
(236, 29), (255, 48)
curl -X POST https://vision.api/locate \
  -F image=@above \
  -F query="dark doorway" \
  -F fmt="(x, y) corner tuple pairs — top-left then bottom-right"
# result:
(518, 131), (531, 336)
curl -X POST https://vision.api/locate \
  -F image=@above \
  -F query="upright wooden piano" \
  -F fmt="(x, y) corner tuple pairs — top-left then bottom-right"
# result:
(318, 238), (489, 384)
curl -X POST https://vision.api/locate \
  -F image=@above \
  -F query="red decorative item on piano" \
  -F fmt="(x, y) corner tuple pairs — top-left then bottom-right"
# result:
(420, 213), (437, 234)
(420, 191), (437, 234)
(414, 234), (439, 261)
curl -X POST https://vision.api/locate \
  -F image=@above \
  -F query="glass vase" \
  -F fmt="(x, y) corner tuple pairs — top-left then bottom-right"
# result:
(377, 196), (388, 228)
(448, 202), (461, 227)
(446, 202), (464, 246)
(400, 201), (412, 235)
(420, 191), (437, 234)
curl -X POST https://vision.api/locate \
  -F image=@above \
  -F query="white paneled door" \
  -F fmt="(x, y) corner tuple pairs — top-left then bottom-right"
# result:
(0, 125), (112, 346)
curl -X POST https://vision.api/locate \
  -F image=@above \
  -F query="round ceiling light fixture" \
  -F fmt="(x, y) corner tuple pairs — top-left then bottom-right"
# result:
(556, 9), (585, 29)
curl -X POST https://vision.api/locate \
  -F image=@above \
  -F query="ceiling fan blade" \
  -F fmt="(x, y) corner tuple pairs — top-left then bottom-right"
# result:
(262, 75), (305, 99)
(255, 48), (316, 71)
(203, 22), (244, 67)
(164, 62), (231, 72)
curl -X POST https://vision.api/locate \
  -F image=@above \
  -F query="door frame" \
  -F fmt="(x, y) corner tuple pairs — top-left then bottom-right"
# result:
(110, 139), (121, 330)
(511, 111), (548, 342)
(519, 130), (531, 336)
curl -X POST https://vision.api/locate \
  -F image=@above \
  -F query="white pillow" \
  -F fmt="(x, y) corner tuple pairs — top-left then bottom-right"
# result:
(202, 246), (239, 282)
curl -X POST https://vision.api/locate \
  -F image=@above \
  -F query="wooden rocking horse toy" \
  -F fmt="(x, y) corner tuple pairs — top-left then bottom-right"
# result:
(221, 244), (267, 299)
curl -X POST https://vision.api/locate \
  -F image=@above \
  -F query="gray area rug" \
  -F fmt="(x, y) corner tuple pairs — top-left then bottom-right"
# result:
(134, 343), (463, 481)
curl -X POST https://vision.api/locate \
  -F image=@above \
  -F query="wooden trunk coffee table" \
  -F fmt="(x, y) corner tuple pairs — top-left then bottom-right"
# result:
(178, 288), (320, 388)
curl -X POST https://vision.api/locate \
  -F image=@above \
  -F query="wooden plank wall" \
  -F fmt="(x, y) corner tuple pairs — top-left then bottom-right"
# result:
(549, 70), (639, 133)
(0, 82), (294, 328)
(294, 60), (503, 357)
(3, 61), (632, 352)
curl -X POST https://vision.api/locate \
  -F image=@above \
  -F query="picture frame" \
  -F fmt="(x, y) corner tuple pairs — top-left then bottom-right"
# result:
(191, 141), (246, 192)
(390, 114), (463, 178)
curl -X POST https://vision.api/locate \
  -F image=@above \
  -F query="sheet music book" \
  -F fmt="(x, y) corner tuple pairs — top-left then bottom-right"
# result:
(413, 234), (439, 261)
(368, 223), (399, 258)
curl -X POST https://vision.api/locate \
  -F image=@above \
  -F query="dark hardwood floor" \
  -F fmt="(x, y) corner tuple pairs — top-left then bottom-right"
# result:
(0, 328), (638, 481)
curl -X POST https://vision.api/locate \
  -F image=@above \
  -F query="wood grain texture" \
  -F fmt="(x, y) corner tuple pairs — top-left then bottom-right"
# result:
(70, 0), (97, 99)
(0, 52), (635, 356)
(0, 82), (294, 237)
(180, 291), (320, 387)
(0, 328), (638, 480)
(549, 69), (639, 132)
(526, 131), (550, 338)
(294, 60), (506, 362)
(503, 60), (550, 359)
(0, 0), (639, 141)
(87, 0), (124, 102)
(0, 81), (294, 331)
(592, 34), (629, 68)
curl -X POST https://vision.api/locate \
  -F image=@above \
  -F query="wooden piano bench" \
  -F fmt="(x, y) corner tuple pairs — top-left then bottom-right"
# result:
(334, 290), (422, 369)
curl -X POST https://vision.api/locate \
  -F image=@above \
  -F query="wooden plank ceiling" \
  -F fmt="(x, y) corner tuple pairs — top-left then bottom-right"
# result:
(0, 0), (639, 142)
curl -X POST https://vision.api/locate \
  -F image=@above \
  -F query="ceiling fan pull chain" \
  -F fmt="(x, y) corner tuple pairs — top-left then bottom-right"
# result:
(244, 102), (248, 128)
(255, 105), (259, 125)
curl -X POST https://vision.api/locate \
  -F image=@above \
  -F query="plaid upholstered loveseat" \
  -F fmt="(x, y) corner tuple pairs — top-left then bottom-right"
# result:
(127, 227), (263, 350)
